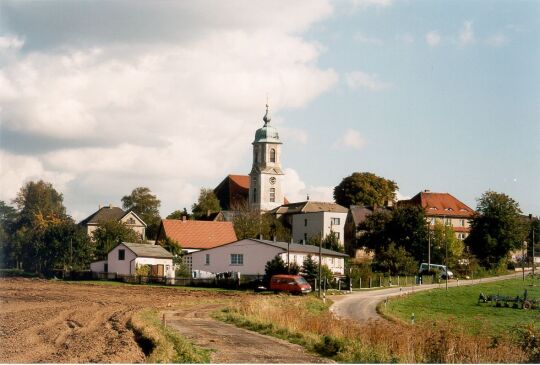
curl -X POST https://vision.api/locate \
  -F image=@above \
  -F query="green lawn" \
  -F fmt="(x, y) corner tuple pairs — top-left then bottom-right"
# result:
(384, 277), (540, 335)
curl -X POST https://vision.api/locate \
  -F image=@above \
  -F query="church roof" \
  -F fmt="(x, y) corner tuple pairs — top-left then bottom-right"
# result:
(253, 104), (282, 144)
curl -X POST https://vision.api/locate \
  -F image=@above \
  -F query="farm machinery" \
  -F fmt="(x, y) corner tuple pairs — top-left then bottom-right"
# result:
(478, 289), (539, 310)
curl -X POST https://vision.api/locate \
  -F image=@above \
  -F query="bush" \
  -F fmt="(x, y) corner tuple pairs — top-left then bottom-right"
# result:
(314, 335), (344, 357)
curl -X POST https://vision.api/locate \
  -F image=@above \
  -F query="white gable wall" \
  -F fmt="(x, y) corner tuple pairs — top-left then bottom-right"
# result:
(107, 244), (137, 275)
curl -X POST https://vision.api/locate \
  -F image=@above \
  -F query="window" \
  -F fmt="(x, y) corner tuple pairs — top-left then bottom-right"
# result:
(205, 254), (210, 265)
(104, 263), (108, 273)
(270, 188), (275, 202)
(331, 217), (340, 225)
(460, 219), (465, 227)
(304, 219), (308, 227)
(335, 232), (340, 239)
(253, 188), (257, 203)
(445, 218), (451, 225)
(304, 233), (307, 242)
(230, 254), (244, 265)
(270, 148), (276, 162)
(118, 249), (125, 261)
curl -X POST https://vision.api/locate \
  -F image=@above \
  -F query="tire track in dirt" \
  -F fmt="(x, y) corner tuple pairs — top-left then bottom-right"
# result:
(166, 305), (331, 363)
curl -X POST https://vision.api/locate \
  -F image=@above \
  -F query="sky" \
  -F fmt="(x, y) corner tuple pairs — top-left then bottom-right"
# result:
(0, 0), (539, 221)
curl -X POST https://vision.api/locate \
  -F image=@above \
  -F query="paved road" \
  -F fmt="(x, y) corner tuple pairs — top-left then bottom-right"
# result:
(330, 272), (524, 323)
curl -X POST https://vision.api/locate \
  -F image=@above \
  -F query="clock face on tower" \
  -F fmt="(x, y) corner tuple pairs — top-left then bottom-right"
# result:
(269, 177), (276, 185)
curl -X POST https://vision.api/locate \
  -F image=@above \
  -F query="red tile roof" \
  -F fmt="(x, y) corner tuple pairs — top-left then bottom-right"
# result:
(402, 191), (475, 218)
(160, 219), (237, 249)
(229, 175), (250, 190)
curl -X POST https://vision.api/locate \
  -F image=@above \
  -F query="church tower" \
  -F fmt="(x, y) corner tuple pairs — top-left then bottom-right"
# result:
(249, 104), (284, 212)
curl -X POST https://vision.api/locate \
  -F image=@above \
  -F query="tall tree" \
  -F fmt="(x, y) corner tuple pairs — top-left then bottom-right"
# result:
(430, 221), (464, 267)
(373, 242), (418, 275)
(0, 201), (18, 268)
(92, 220), (141, 259)
(333, 172), (398, 208)
(466, 191), (525, 268)
(122, 187), (161, 239)
(11, 180), (69, 271)
(191, 188), (220, 220)
(359, 206), (428, 262)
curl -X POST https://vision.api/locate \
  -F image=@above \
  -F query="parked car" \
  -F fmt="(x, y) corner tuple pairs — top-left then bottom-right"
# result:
(269, 274), (312, 295)
(419, 263), (454, 280)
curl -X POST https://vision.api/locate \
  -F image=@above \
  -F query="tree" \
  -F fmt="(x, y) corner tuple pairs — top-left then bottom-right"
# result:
(11, 180), (69, 271)
(359, 206), (428, 262)
(92, 220), (141, 259)
(191, 188), (220, 220)
(231, 201), (291, 241)
(430, 221), (464, 267)
(0, 201), (18, 268)
(263, 256), (288, 284)
(373, 242), (418, 275)
(302, 254), (318, 278)
(166, 208), (190, 220)
(122, 187), (161, 239)
(333, 172), (398, 208)
(466, 191), (525, 268)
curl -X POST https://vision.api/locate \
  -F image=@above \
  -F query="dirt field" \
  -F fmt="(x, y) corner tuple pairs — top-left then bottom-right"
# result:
(0, 278), (327, 363)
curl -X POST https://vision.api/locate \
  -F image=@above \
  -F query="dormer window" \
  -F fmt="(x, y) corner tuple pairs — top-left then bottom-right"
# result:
(445, 208), (453, 211)
(270, 148), (276, 163)
(429, 207), (437, 210)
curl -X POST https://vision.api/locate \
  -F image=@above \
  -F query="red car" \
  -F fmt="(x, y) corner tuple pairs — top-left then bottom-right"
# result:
(269, 275), (312, 295)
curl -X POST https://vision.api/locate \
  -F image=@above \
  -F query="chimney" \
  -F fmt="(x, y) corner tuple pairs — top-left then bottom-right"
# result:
(109, 203), (113, 209)
(306, 194), (310, 201)
(182, 216), (187, 222)
(99, 204), (102, 209)
(424, 189), (430, 193)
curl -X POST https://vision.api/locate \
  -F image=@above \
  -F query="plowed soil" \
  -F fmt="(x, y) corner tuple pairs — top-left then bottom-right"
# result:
(0, 278), (327, 363)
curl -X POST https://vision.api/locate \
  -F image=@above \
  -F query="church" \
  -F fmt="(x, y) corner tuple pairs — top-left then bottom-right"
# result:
(214, 104), (288, 212)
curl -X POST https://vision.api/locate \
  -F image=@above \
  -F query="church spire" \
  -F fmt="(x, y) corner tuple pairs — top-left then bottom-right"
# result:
(263, 103), (271, 126)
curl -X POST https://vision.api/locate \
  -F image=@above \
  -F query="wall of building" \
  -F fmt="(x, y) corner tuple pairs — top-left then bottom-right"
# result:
(119, 212), (146, 239)
(278, 252), (345, 276)
(107, 244), (138, 275)
(135, 257), (175, 278)
(90, 260), (107, 273)
(291, 211), (347, 246)
(188, 239), (282, 276)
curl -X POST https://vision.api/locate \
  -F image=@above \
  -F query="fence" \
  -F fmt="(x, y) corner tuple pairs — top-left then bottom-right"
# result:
(347, 274), (441, 290)
(92, 271), (263, 289)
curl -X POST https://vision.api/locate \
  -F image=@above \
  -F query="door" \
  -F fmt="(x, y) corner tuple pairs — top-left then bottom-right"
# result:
(156, 264), (164, 277)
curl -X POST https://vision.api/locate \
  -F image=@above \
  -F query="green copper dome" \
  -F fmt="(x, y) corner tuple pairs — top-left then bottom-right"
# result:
(253, 104), (282, 144)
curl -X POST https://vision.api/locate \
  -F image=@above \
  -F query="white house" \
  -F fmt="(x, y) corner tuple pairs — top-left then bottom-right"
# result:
(270, 201), (349, 246)
(90, 242), (175, 278)
(186, 238), (348, 277)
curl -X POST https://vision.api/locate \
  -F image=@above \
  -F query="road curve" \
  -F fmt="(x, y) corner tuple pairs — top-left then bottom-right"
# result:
(330, 272), (523, 323)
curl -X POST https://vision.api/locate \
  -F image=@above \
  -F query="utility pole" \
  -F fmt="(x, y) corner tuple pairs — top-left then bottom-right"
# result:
(444, 216), (448, 291)
(287, 238), (291, 274)
(318, 234), (322, 298)
(522, 239), (526, 281)
(427, 220), (431, 271)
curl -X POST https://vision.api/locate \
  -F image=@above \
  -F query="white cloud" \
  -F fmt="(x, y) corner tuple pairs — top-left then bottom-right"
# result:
(396, 33), (414, 44)
(485, 33), (508, 47)
(351, 0), (393, 9)
(395, 191), (410, 201)
(458, 21), (475, 46)
(0, 1), (338, 217)
(0, 35), (24, 52)
(0, 151), (75, 203)
(354, 32), (383, 45)
(282, 168), (334, 203)
(334, 129), (366, 150)
(425, 31), (441, 47)
(345, 70), (392, 91)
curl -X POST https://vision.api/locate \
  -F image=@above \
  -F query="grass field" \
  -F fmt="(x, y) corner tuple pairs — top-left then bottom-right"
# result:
(383, 277), (540, 335)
